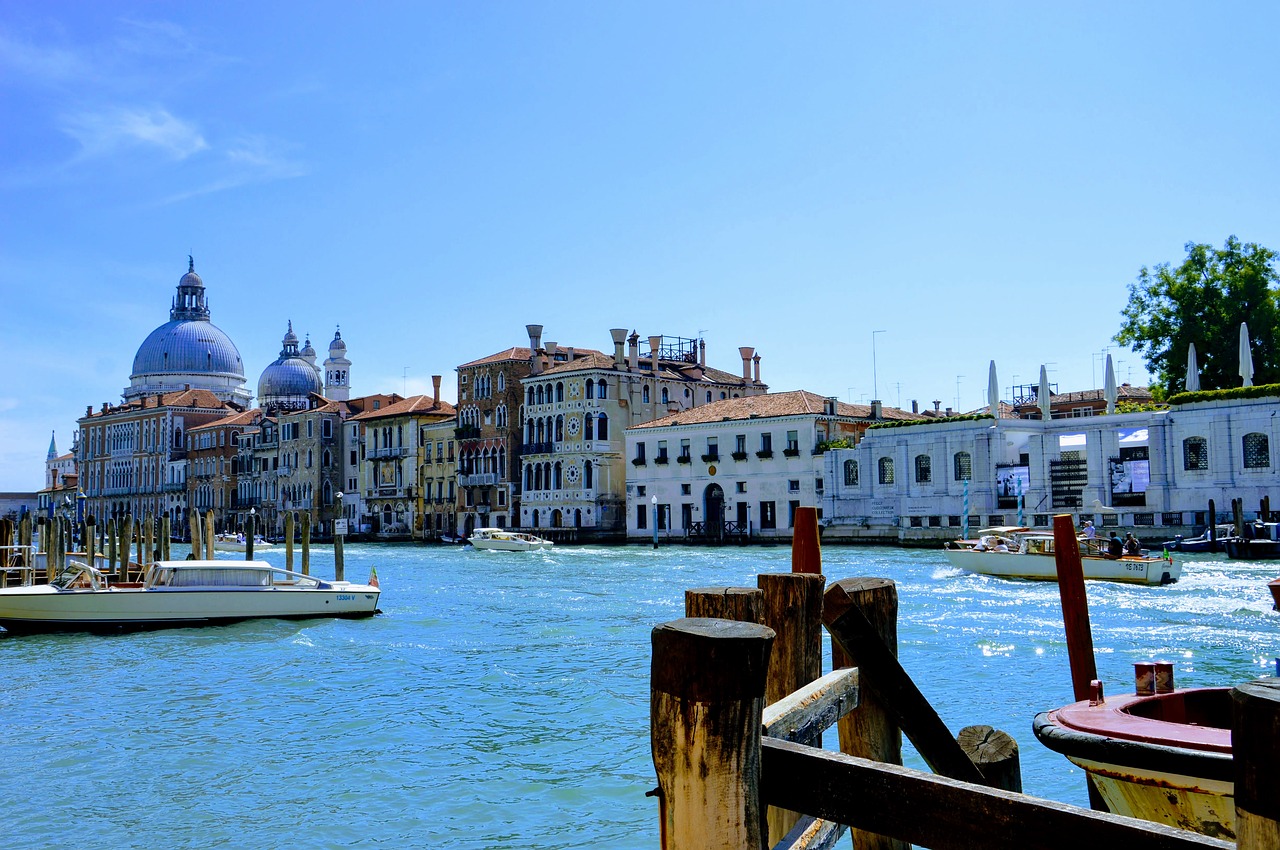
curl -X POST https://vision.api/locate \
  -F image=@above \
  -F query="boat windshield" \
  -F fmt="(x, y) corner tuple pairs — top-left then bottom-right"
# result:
(51, 561), (105, 591)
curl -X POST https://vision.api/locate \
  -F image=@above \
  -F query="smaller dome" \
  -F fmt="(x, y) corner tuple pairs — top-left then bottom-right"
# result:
(257, 321), (323, 410)
(329, 328), (346, 354)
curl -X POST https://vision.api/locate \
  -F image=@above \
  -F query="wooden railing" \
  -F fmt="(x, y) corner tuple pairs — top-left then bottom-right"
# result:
(649, 507), (1277, 849)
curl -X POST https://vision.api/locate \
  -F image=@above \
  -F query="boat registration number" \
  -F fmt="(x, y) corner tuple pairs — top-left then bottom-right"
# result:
(336, 594), (357, 601)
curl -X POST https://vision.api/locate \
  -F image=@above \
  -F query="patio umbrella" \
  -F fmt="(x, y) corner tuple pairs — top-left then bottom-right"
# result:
(1104, 353), (1117, 414)
(1185, 343), (1200, 392)
(1037, 364), (1051, 419)
(1240, 322), (1255, 387)
(988, 360), (999, 418)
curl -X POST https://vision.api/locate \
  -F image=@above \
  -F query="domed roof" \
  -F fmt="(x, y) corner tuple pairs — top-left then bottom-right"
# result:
(258, 321), (323, 407)
(329, 328), (347, 354)
(126, 258), (249, 404)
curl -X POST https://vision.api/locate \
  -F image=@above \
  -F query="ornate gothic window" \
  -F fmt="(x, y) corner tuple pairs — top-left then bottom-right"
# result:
(878, 457), (894, 485)
(953, 452), (972, 481)
(843, 459), (858, 486)
(915, 455), (931, 484)
(1244, 432), (1270, 469)
(1183, 437), (1208, 471)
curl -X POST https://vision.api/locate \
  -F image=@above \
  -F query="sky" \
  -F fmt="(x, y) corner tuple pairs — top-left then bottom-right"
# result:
(3, 1), (1279, 491)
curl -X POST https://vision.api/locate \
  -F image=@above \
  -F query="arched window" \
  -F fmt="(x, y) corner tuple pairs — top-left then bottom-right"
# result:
(1244, 432), (1271, 468)
(914, 455), (931, 484)
(707, 391), (712, 402)
(525, 464), (534, 490)
(498, 447), (506, 477)
(1183, 437), (1208, 471)
(661, 387), (669, 404)
(878, 457), (894, 485)
(323, 450), (331, 468)
(534, 464), (543, 491)
(526, 419), (535, 444)
(953, 452), (972, 481)
(584, 460), (593, 488)
(597, 413), (609, 440)
(528, 387), (535, 406)
(536, 419), (545, 443)
(498, 372), (505, 392)
(586, 379), (595, 399)
(553, 462), (562, 489)
(643, 386), (650, 404)
(584, 414), (594, 440)
(556, 382), (564, 402)
(323, 480), (332, 505)
(844, 459), (858, 486)
(598, 379), (608, 399)
(536, 385), (545, 405)
(555, 415), (564, 442)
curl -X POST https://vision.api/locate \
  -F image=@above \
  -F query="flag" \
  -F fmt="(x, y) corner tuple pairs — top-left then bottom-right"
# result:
(369, 567), (379, 588)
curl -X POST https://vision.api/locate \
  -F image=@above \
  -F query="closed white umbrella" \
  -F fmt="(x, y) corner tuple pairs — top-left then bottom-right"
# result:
(1185, 343), (1200, 392)
(1240, 322), (1255, 387)
(1104, 353), (1117, 414)
(988, 360), (999, 418)
(1038, 364), (1051, 419)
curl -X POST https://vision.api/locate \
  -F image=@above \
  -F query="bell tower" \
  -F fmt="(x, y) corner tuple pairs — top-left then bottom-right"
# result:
(324, 327), (351, 401)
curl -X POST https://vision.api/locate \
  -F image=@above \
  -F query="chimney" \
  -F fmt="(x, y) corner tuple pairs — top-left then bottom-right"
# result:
(628, 332), (640, 371)
(86, 405), (93, 417)
(526, 324), (544, 375)
(545, 341), (558, 361)
(871, 400), (882, 419)
(738, 347), (754, 383)
(825, 396), (837, 416)
(610, 328), (628, 368)
(647, 335), (662, 370)
(912, 400), (919, 414)
(945, 407), (954, 416)
(752, 353), (761, 385)
(699, 338), (706, 367)
(565, 346), (575, 361)
(432, 375), (441, 406)
(934, 400), (942, 413)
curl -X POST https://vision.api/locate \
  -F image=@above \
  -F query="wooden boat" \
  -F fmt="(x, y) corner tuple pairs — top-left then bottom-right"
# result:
(468, 528), (554, 552)
(0, 559), (380, 634)
(212, 533), (275, 553)
(1033, 686), (1235, 839)
(942, 528), (1179, 585)
(1222, 522), (1280, 560)
(1269, 577), (1280, 611)
(1162, 524), (1234, 554)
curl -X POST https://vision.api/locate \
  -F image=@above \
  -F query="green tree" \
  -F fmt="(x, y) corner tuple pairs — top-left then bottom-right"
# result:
(1115, 236), (1280, 395)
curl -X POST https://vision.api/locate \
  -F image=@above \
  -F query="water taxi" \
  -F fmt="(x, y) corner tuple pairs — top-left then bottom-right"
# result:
(0, 559), (380, 634)
(942, 527), (1178, 585)
(468, 528), (554, 552)
(212, 533), (275, 553)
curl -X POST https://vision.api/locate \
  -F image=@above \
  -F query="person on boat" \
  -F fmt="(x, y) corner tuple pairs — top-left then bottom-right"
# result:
(1123, 533), (1141, 556)
(1082, 520), (1096, 539)
(993, 538), (1010, 552)
(1106, 532), (1124, 559)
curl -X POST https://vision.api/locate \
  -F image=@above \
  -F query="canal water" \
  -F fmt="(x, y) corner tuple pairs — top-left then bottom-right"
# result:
(2, 542), (1276, 849)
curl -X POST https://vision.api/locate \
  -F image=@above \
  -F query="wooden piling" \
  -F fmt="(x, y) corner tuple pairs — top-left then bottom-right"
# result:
(107, 519), (117, 573)
(1264, 496), (1272, 524)
(791, 506), (821, 574)
(685, 587), (764, 622)
(245, 513), (256, 560)
(285, 512), (295, 572)
(826, 577), (908, 850)
(1234, 498), (1245, 538)
(1233, 678), (1280, 849)
(19, 514), (32, 561)
(203, 512), (215, 560)
(1052, 513), (1097, 702)
(189, 509), (202, 560)
(85, 518), (96, 574)
(37, 517), (47, 554)
(161, 515), (171, 561)
(651, 617), (775, 850)
(957, 725), (1022, 793)
(301, 513), (311, 576)
(334, 530), (345, 582)
(143, 512), (154, 567)
(121, 516), (134, 579)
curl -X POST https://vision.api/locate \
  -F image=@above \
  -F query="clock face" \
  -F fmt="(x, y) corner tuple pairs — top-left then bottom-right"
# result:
(566, 416), (581, 436)
(565, 464), (581, 484)
(568, 382), (582, 399)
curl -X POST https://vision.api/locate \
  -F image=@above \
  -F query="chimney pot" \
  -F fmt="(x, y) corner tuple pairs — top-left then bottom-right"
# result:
(871, 400), (882, 419)
(752, 353), (761, 385)
(738, 347), (754, 382)
(432, 375), (442, 406)
(912, 400), (919, 414)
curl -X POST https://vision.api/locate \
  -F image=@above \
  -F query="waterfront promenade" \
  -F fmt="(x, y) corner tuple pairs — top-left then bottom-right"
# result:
(2, 542), (1274, 848)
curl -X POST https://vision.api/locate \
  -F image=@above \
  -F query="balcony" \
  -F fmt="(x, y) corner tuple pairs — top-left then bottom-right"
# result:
(783, 448), (801, 457)
(677, 454), (692, 464)
(701, 453), (720, 463)
(731, 451), (748, 461)
(521, 442), (552, 455)
(632, 457), (647, 467)
(460, 473), (498, 487)
(756, 450), (774, 459)
(370, 447), (411, 459)
(654, 455), (669, 465)
(455, 425), (482, 440)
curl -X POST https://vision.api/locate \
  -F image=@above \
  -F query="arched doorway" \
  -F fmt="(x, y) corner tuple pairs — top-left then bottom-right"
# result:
(703, 484), (725, 542)
(551, 509), (563, 528)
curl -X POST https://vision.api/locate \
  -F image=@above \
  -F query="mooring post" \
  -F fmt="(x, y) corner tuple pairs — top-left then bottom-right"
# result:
(245, 513), (256, 561)
(685, 587), (765, 622)
(204, 512), (215, 560)
(826, 577), (908, 850)
(85, 518), (96, 575)
(1233, 678), (1280, 849)
(285, 511), (295, 572)
(144, 512), (154, 567)
(1234, 498), (1245, 538)
(1264, 495), (1272, 523)
(791, 506), (821, 574)
(1052, 513), (1097, 702)
(651, 617), (775, 850)
(189, 509), (201, 560)
(957, 724), (1022, 792)
(37, 517), (47, 555)
(334, 527), (345, 582)
(121, 515), (134, 579)
(161, 515), (171, 561)
(301, 513), (311, 576)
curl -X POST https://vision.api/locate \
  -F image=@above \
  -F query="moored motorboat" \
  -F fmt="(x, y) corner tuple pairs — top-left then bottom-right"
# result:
(0, 559), (380, 634)
(1162, 524), (1234, 554)
(468, 528), (554, 552)
(942, 528), (1179, 585)
(1033, 683), (1235, 838)
(212, 533), (275, 553)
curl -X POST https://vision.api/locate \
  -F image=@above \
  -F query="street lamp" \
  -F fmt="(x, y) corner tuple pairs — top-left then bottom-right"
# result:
(651, 495), (659, 550)
(872, 330), (886, 401)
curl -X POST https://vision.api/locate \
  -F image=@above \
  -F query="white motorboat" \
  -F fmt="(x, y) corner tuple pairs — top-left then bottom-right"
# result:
(467, 528), (554, 552)
(942, 527), (1179, 585)
(212, 533), (275, 553)
(0, 559), (380, 634)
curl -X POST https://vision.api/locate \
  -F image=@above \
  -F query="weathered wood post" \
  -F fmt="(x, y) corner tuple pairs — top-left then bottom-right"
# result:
(84, 518), (96, 575)
(245, 513), (256, 560)
(285, 511), (295, 572)
(107, 519), (117, 573)
(333, 525), (345, 582)
(1263, 495), (1272, 523)
(1233, 678), (1280, 849)
(1234, 498), (1245, 538)
(301, 513), (311, 576)
(651, 618), (775, 850)
(161, 515), (171, 561)
(826, 577), (907, 850)
(189, 509), (202, 560)
(143, 512), (154, 567)
(957, 724), (1022, 792)
(37, 517), (47, 554)
(120, 515), (134, 579)
(685, 587), (765, 622)
(791, 506), (821, 574)
(204, 512), (215, 560)
(19, 513), (32, 561)
(1053, 513), (1098, 702)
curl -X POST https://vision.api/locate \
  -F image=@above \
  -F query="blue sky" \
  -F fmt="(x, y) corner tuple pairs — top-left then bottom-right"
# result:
(3, 2), (1279, 490)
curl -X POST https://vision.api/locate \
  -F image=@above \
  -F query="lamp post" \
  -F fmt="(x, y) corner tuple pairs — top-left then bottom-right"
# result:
(651, 495), (659, 550)
(872, 330), (886, 401)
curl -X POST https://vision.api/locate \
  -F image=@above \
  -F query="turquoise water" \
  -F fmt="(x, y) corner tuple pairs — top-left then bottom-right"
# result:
(2, 543), (1276, 849)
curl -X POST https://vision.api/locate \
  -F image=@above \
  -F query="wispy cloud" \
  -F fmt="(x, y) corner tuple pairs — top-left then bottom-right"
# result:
(0, 31), (89, 84)
(60, 106), (208, 161)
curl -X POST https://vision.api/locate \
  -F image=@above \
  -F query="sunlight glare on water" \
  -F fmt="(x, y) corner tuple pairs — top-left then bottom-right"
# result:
(1, 542), (1276, 849)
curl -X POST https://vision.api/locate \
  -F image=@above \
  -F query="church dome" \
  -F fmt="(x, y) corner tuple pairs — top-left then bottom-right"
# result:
(258, 321), (323, 409)
(329, 328), (346, 355)
(124, 258), (250, 405)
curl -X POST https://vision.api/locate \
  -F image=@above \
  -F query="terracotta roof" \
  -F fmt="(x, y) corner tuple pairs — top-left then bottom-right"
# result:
(349, 394), (457, 421)
(537, 353), (747, 385)
(629, 390), (926, 430)
(458, 347), (534, 369)
(538, 351), (616, 375)
(80, 388), (237, 420)
(1050, 384), (1154, 404)
(188, 408), (262, 431)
